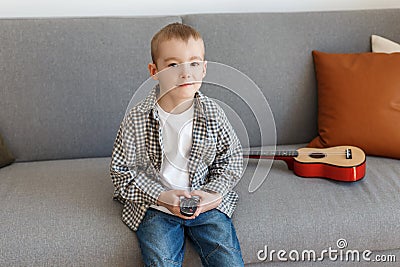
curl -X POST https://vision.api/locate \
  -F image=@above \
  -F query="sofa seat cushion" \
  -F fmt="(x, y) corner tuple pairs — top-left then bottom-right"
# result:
(235, 144), (400, 264)
(0, 157), (203, 267)
(0, 158), (135, 266)
(1, 148), (400, 266)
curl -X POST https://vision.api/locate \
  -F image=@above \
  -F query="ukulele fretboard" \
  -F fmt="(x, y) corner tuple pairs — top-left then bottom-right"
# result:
(245, 150), (299, 158)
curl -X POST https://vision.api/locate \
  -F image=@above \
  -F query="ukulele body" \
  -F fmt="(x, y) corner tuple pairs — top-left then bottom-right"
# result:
(292, 146), (366, 182)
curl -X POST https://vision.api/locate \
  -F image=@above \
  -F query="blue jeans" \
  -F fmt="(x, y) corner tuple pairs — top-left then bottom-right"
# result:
(136, 208), (244, 267)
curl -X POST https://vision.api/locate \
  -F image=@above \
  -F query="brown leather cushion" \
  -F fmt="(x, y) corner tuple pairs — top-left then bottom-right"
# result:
(308, 51), (400, 159)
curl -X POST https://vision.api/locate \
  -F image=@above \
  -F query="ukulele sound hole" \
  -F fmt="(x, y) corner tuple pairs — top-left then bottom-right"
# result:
(309, 152), (326, 159)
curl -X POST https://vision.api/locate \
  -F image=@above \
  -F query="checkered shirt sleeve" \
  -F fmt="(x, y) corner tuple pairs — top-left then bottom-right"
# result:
(110, 115), (165, 206)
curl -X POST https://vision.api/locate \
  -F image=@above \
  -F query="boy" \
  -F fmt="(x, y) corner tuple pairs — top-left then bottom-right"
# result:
(110, 22), (244, 267)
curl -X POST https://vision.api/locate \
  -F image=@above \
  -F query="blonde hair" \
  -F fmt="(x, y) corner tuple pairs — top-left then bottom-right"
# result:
(151, 22), (203, 64)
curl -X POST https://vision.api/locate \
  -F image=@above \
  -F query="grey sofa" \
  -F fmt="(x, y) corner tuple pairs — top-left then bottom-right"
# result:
(1, 9), (400, 267)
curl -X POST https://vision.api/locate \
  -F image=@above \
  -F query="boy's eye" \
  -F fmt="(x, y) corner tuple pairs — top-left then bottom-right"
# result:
(168, 63), (178, 67)
(190, 62), (200, 67)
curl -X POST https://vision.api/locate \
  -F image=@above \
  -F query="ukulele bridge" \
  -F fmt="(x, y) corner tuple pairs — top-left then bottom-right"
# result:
(345, 148), (352, 159)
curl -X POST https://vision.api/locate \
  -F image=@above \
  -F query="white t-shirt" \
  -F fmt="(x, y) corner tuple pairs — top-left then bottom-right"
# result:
(150, 102), (194, 214)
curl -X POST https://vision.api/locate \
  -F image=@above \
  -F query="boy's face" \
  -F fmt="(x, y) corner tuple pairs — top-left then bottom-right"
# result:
(148, 37), (207, 102)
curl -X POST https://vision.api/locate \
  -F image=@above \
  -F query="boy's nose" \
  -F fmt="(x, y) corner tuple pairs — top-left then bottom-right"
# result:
(179, 64), (191, 78)
(180, 72), (191, 79)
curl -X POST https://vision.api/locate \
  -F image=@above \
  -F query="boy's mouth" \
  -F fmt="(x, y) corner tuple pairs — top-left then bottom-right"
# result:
(177, 81), (201, 87)
(178, 82), (194, 87)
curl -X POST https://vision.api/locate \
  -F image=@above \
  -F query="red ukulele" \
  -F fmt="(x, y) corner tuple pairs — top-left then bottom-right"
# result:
(243, 146), (366, 182)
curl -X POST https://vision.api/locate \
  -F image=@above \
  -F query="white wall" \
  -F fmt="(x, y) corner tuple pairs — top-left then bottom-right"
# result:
(1, 0), (400, 18)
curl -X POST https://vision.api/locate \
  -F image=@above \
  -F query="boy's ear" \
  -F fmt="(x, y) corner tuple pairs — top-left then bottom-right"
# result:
(202, 60), (207, 78)
(148, 63), (159, 80)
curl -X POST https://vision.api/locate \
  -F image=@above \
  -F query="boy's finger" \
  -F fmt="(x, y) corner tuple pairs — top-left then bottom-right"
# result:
(193, 206), (202, 217)
(177, 190), (192, 198)
(190, 190), (205, 198)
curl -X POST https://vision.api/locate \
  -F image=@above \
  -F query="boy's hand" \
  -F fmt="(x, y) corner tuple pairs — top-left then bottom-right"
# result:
(190, 190), (222, 217)
(157, 190), (197, 219)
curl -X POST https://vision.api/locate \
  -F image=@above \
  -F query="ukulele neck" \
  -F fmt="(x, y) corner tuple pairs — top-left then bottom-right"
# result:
(244, 150), (298, 170)
(245, 150), (299, 159)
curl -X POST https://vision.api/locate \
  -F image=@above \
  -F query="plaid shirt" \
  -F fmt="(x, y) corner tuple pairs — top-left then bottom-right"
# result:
(110, 85), (243, 231)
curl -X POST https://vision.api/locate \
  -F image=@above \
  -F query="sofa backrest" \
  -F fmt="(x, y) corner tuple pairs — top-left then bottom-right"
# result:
(1, 10), (400, 161)
(182, 10), (400, 147)
(0, 16), (181, 161)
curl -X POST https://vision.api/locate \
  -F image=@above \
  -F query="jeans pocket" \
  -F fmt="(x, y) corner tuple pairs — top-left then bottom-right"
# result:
(140, 208), (159, 228)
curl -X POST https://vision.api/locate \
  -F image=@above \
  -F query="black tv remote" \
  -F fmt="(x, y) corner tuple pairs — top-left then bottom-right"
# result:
(180, 196), (200, 217)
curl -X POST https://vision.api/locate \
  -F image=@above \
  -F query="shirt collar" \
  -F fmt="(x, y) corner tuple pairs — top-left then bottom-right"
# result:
(138, 84), (206, 118)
